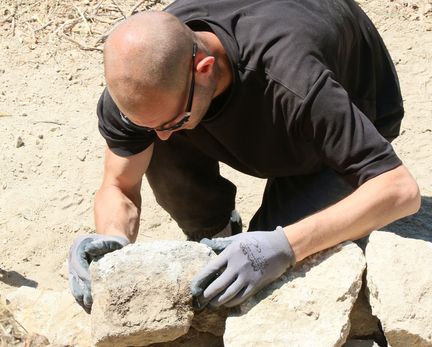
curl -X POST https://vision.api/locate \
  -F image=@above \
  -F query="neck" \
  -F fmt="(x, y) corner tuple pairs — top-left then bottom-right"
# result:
(195, 31), (233, 98)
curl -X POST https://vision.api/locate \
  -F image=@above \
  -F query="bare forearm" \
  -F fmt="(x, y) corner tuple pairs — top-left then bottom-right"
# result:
(285, 165), (421, 262)
(94, 185), (141, 242)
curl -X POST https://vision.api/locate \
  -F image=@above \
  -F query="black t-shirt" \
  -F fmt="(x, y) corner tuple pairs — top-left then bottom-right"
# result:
(97, 0), (403, 186)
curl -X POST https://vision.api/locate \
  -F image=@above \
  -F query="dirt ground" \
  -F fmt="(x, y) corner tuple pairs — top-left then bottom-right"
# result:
(0, 0), (431, 335)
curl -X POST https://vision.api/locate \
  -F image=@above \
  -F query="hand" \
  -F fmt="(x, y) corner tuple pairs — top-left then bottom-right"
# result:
(68, 234), (129, 312)
(191, 227), (296, 309)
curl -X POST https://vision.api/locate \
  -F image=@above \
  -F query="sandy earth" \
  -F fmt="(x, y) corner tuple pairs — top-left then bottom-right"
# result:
(0, 0), (431, 315)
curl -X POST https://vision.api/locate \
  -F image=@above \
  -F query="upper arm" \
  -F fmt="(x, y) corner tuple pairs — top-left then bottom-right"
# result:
(101, 144), (154, 194)
(297, 73), (402, 186)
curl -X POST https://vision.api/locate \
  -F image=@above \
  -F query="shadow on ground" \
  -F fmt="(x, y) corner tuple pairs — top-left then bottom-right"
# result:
(381, 195), (432, 242)
(0, 269), (38, 288)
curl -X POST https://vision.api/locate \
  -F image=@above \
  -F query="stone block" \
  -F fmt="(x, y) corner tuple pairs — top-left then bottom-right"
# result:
(224, 241), (366, 347)
(5, 287), (91, 347)
(90, 240), (221, 346)
(366, 231), (432, 347)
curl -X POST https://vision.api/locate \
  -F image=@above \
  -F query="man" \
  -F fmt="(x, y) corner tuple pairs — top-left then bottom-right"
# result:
(68, 0), (420, 312)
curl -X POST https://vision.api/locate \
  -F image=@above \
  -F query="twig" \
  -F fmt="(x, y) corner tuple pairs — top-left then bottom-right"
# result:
(111, 0), (127, 19)
(34, 20), (53, 33)
(11, 317), (28, 335)
(11, 17), (16, 37)
(144, 0), (163, 11)
(32, 121), (65, 125)
(91, 16), (113, 24)
(73, 4), (92, 35)
(95, 34), (108, 45)
(95, 18), (123, 45)
(90, 30), (103, 36)
(34, 14), (43, 26)
(46, 0), (60, 20)
(0, 322), (8, 335)
(96, 4), (123, 12)
(53, 18), (81, 36)
(0, 14), (13, 24)
(92, 0), (107, 15)
(10, 0), (44, 22)
(24, 21), (36, 43)
(93, 13), (125, 45)
(130, 0), (146, 16)
(60, 34), (103, 52)
(0, 3), (18, 24)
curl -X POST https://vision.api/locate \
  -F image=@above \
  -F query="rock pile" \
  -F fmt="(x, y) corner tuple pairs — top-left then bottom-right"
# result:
(223, 242), (365, 346)
(365, 232), (432, 347)
(3, 230), (432, 347)
(90, 241), (225, 347)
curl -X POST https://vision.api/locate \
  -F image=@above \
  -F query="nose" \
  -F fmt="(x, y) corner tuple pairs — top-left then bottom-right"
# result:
(155, 130), (172, 141)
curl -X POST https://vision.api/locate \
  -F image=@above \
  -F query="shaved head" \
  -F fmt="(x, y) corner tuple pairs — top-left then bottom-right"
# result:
(104, 11), (195, 115)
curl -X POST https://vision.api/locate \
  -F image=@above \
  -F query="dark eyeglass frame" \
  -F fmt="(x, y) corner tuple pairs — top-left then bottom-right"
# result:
(119, 43), (198, 132)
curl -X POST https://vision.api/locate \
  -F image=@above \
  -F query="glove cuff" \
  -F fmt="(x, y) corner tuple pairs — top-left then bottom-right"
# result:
(99, 234), (130, 247)
(274, 226), (296, 268)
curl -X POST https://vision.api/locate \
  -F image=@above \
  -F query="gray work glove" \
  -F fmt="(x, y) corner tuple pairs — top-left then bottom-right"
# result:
(68, 234), (129, 313)
(191, 227), (296, 309)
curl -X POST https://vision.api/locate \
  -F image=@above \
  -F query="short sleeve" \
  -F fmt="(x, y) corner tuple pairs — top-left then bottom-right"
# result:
(97, 88), (156, 157)
(298, 72), (402, 186)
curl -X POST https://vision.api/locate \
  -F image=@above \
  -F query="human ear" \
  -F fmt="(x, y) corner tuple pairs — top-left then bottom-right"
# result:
(196, 56), (215, 76)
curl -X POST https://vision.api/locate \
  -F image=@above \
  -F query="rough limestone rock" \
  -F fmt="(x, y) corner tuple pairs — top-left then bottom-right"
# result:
(224, 242), (366, 347)
(5, 287), (91, 346)
(366, 231), (432, 347)
(90, 240), (220, 347)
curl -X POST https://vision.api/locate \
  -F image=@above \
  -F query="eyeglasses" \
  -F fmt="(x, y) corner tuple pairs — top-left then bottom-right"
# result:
(119, 43), (197, 132)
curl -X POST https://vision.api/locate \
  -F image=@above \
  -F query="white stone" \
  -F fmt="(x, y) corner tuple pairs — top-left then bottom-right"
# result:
(366, 231), (432, 347)
(5, 287), (91, 346)
(90, 240), (219, 347)
(224, 241), (366, 347)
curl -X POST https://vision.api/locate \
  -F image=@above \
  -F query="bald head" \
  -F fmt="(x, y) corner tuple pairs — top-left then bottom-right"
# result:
(104, 11), (195, 114)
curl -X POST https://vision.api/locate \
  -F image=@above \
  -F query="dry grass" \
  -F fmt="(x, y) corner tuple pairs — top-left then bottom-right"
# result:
(0, 298), (50, 347)
(0, 0), (429, 53)
(0, 0), (168, 51)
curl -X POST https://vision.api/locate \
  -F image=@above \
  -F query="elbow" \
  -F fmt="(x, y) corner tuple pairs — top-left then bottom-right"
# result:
(397, 170), (421, 216)
(408, 181), (421, 215)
